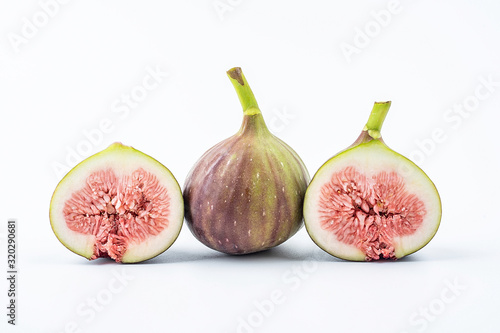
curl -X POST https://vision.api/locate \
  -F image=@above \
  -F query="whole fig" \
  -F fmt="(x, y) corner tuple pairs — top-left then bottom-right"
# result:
(183, 67), (310, 254)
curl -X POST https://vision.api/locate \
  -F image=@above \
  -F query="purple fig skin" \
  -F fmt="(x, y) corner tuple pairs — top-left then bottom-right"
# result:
(183, 68), (309, 254)
(184, 113), (309, 254)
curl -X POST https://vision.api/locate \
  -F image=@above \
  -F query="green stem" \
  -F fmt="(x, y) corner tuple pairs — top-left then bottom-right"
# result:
(363, 101), (391, 139)
(227, 67), (260, 116)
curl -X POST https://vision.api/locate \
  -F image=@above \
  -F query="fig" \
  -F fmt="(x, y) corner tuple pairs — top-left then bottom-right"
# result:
(50, 143), (184, 263)
(304, 102), (441, 261)
(183, 67), (310, 255)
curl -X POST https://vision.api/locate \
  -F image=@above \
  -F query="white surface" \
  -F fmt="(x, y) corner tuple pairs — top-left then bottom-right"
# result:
(1, 1), (499, 332)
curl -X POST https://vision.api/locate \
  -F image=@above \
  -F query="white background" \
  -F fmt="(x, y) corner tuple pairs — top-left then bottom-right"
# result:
(1, 1), (500, 332)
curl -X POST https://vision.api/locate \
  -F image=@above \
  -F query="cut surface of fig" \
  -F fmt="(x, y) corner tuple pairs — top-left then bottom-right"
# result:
(50, 143), (184, 263)
(183, 67), (310, 255)
(304, 102), (441, 261)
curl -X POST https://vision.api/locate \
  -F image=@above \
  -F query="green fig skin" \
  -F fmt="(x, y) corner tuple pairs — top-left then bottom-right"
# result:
(183, 68), (310, 255)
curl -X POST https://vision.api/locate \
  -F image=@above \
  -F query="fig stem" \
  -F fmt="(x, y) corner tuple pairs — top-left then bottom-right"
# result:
(364, 101), (391, 139)
(227, 67), (261, 116)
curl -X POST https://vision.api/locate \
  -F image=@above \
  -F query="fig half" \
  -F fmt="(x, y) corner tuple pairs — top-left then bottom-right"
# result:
(183, 67), (310, 255)
(50, 143), (184, 263)
(304, 102), (441, 261)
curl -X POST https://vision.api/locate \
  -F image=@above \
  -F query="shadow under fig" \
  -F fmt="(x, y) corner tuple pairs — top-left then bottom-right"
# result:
(141, 243), (319, 265)
(145, 241), (346, 265)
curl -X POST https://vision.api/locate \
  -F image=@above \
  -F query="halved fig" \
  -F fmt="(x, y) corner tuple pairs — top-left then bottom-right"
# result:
(50, 143), (184, 263)
(304, 102), (442, 261)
